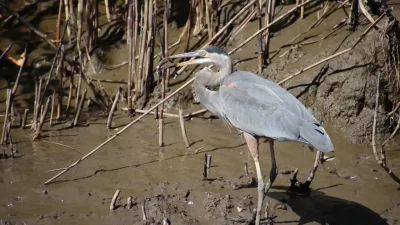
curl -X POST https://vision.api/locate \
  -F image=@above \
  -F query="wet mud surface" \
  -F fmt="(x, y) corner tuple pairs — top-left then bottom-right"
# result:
(0, 113), (400, 225)
(1, 0), (400, 225)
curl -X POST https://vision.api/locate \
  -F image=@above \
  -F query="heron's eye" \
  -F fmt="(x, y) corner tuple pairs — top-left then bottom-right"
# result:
(200, 50), (207, 56)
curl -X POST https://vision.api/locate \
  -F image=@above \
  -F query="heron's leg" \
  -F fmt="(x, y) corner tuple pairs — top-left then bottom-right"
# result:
(264, 141), (278, 195)
(243, 133), (264, 225)
(304, 150), (322, 186)
(288, 149), (322, 196)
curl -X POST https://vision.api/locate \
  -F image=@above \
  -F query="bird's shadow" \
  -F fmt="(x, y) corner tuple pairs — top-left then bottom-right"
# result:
(269, 187), (389, 225)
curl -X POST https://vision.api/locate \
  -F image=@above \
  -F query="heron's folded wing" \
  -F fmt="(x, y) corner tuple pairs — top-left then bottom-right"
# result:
(219, 85), (301, 142)
(222, 71), (318, 123)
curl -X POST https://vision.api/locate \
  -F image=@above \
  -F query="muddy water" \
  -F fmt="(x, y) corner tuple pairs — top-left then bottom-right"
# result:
(1, 112), (400, 224)
(1, 0), (400, 225)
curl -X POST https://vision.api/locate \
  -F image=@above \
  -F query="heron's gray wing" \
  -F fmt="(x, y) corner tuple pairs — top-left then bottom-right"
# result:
(219, 85), (301, 142)
(222, 71), (318, 123)
(219, 85), (334, 152)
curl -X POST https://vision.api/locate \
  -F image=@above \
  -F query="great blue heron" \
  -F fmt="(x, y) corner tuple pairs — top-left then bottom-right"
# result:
(160, 46), (334, 225)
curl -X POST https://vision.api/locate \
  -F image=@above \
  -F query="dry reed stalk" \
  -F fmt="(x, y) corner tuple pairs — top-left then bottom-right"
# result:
(158, 118), (164, 146)
(64, 0), (71, 38)
(44, 75), (197, 185)
(132, 0), (139, 102)
(68, 0), (77, 42)
(40, 20), (69, 111)
(56, 0), (63, 48)
(1, 89), (13, 144)
(128, 109), (178, 118)
(127, 0), (134, 115)
(137, 1), (149, 96)
(300, 0), (305, 19)
(110, 190), (120, 211)
(33, 96), (52, 140)
(50, 91), (56, 127)
(176, 0), (257, 74)
(179, 109), (190, 148)
(277, 13), (385, 85)
(66, 78), (73, 117)
(144, 1), (154, 101)
(75, 0), (84, 114)
(57, 46), (65, 120)
(256, 0), (263, 74)
(73, 89), (87, 127)
(205, 0), (213, 40)
(12, 45), (27, 95)
(164, 0), (170, 87)
(227, 0), (314, 56)
(107, 86), (122, 130)
(264, 0), (274, 63)
(229, 10), (256, 42)
(33, 78), (43, 131)
(0, 44), (13, 61)
(184, 0), (194, 53)
(104, 0), (111, 22)
(21, 109), (29, 129)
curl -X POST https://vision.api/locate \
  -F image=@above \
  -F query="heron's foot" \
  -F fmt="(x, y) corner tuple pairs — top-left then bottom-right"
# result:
(286, 169), (311, 196)
(249, 214), (276, 225)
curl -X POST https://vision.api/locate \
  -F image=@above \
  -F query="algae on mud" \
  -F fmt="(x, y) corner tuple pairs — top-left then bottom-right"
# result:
(1, 0), (400, 225)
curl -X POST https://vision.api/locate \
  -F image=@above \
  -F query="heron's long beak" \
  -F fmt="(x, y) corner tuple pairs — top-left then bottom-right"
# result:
(166, 51), (210, 67)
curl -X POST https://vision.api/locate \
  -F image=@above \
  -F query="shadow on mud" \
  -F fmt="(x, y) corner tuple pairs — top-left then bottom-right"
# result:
(269, 188), (389, 225)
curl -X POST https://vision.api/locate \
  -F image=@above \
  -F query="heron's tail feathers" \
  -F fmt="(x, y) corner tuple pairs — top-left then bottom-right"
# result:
(298, 122), (334, 152)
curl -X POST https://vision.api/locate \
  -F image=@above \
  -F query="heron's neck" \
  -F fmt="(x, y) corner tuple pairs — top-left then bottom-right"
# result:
(195, 62), (232, 87)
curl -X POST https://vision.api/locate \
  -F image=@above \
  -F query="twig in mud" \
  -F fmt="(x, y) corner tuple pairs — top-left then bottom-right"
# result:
(1, 89), (13, 144)
(127, 196), (133, 209)
(194, 147), (204, 154)
(183, 109), (208, 118)
(104, 61), (129, 70)
(0, 44), (13, 62)
(110, 190), (121, 211)
(277, 13), (385, 85)
(203, 153), (209, 179)
(44, 76), (196, 185)
(73, 89), (87, 127)
(33, 96), (52, 141)
(141, 205), (147, 220)
(244, 163), (249, 175)
(21, 109), (29, 129)
(130, 109), (179, 118)
(89, 78), (128, 84)
(206, 154), (212, 169)
(107, 86), (122, 130)
(0, 2), (56, 49)
(41, 140), (83, 155)
(179, 109), (190, 148)
(48, 168), (69, 172)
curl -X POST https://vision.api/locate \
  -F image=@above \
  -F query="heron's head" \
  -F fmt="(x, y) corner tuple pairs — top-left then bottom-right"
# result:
(167, 46), (231, 67)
